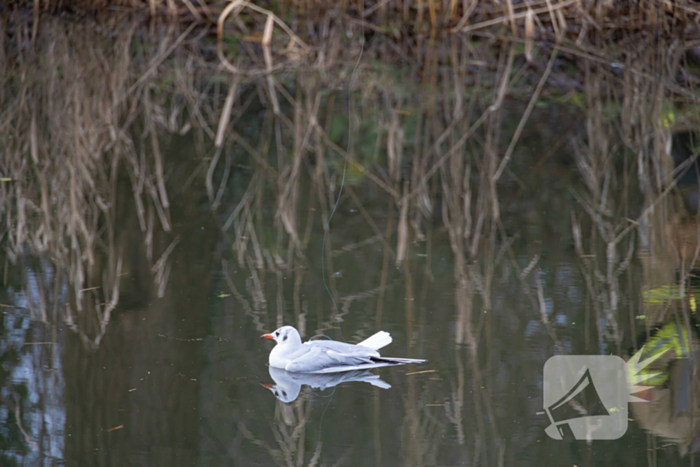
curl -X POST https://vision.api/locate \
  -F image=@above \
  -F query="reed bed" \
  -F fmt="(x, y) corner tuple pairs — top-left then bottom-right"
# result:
(14, 0), (700, 36)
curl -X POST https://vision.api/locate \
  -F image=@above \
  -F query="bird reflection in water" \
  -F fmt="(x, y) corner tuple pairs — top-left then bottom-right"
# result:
(262, 366), (390, 403)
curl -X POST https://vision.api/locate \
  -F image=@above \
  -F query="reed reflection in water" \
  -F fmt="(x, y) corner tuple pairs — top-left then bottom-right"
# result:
(0, 10), (699, 467)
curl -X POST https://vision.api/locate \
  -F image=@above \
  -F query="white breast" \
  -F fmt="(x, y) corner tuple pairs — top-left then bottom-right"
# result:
(269, 344), (309, 369)
(269, 345), (290, 369)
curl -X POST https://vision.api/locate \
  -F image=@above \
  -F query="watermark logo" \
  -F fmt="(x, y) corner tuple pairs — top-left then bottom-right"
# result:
(542, 349), (665, 440)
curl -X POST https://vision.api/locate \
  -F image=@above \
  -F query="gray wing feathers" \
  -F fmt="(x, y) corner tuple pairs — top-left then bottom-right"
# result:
(305, 340), (376, 353)
(283, 335), (425, 373)
(285, 346), (378, 373)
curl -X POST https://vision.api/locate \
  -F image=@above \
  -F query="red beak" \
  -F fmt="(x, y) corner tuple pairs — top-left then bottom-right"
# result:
(261, 333), (274, 339)
(261, 383), (273, 389)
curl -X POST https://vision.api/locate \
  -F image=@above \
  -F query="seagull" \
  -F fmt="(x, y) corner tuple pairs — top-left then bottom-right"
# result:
(263, 366), (391, 403)
(261, 325), (426, 373)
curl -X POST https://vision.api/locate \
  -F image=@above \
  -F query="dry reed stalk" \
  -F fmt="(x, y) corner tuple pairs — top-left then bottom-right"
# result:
(32, 0), (39, 43)
(151, 118), (170, 211)
(126, 22), (197, 98)
(446, 0), (458, 21)
(493, 47), (557, 181)
(213, 149), (233, 209)
(428, 0), (438, 28)
(543, 0), (561, 41)
(215, 75), (241, 148)
(363, 0), (392, 17)
(504, 0), (516, 35)
(396, 181), (410, 265)
(148, 0), (157, 17)
(524, 8), (534, 61)
(453, 0), (479, 30)
(206, 147), (223, 205)
(13, 394), (38, 452)
(453, 0), (577, 33)
(166, 0), (176, 15)
(217, 0), (308, 76)
(387, 108), (403, 184)
(262, 14), (280, 115)
(181, 0), (203, 21)
(416, 0), (424, 27)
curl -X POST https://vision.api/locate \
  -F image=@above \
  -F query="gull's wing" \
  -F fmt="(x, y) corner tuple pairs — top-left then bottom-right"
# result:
(284, 345), (379, 373)
(304, 340), (374, 353)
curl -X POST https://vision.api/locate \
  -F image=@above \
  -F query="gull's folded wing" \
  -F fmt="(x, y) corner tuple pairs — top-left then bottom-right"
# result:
(284, 346), (375, 373)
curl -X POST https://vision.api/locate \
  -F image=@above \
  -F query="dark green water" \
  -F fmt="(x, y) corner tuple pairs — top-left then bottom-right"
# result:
(1, 17), (699, 467)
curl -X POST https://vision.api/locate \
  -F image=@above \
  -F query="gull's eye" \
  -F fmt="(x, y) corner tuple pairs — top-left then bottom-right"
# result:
(275, 391), (279, 396)
(275, 331), (280, 336)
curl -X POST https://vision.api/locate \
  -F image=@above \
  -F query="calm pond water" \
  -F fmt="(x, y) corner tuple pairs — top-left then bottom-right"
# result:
(1, 15), (700, 467)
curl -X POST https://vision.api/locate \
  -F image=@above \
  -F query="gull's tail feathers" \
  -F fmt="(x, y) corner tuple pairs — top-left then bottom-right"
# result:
(373, 357), (427, 365)
(357, 331), (392, 350)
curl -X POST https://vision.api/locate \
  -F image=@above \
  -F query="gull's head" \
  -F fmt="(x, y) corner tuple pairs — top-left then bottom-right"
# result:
(261, 325), (301, 346)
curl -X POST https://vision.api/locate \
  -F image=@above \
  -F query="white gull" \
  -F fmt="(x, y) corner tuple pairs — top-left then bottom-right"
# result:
(261, 325), (426, 373)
